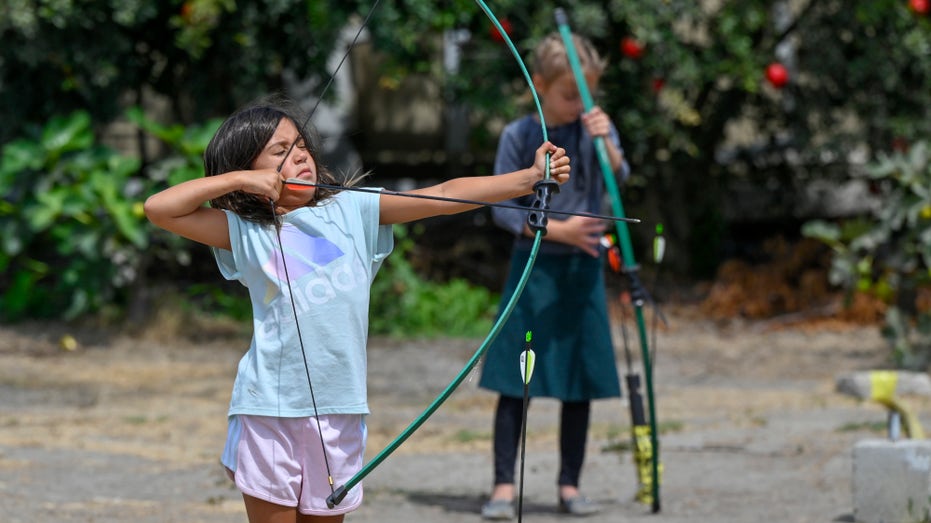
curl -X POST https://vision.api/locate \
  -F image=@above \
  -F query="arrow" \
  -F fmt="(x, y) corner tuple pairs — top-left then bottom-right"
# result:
(517, 331), (536, 523)
(283, 179), (641, 224)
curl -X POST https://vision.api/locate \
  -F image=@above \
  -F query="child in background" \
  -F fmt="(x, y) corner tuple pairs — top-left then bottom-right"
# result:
(479, 32), (630, 520)
(144, 97), (570, 523)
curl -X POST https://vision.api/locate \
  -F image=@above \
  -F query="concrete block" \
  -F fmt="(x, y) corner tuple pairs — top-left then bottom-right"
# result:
(853, 439), (931, 523)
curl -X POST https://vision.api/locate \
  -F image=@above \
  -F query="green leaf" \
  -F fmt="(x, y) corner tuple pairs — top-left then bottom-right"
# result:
(107, 153), (141, 180)
(109, 200), (148, 248)
(181, 118), (224, 155)
(26, 191), (66, 231)
(41, 111), (93, 155)
(801, 220), (840, 243)
(0, 139), (44, 180)
(125, 106), (185, 145)
(168, 164), (205, 185)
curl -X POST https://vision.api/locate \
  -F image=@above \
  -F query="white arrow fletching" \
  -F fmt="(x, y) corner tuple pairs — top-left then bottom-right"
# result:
(519, 349), (536, 385)
(653, 237), (666, 264)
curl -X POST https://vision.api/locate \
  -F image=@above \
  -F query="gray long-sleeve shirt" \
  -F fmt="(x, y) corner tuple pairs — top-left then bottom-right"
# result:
(492, 114), (630, 254)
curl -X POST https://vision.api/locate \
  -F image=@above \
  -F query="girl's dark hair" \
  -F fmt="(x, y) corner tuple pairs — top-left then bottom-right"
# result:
(204, 96), (341, 225)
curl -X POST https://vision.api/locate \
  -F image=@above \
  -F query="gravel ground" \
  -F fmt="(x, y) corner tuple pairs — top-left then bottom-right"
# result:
(0, 305), (925, 523)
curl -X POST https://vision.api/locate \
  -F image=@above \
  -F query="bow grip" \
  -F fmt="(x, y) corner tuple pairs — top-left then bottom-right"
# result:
(527, 179), (560, 235)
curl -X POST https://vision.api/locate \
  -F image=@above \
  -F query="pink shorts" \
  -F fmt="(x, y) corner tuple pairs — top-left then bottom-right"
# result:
(221, 414), (366, 515)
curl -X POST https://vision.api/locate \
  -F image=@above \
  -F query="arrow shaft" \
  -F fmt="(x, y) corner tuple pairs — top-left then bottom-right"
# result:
(284, 180), (640, 224)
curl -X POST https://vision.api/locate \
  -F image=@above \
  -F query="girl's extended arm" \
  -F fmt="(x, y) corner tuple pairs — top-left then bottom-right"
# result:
(144, 169), (282, 250)
(379, 142), (570, 224)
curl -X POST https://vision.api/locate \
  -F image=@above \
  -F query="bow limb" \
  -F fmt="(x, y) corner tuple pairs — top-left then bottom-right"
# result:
(326, 0), (550, 508)
(327, 237), (544, 507)
(554, 9), (661, 512)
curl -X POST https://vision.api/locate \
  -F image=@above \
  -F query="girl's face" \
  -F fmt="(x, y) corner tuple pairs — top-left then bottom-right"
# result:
(534, 70), (601, 126)
(252, 117), (318, 210)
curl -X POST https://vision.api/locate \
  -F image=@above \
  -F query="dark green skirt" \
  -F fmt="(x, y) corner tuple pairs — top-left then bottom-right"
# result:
(478, 247), (622, 401)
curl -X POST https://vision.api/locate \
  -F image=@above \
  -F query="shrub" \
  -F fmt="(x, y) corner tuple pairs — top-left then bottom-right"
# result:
(0, 112), (146, 320)
(804, 141), (931, 369)
(369, 224), (499, 338)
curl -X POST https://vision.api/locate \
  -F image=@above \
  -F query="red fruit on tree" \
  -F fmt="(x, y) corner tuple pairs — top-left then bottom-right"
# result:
(910, 0), (929, 15)
(490, 18), (513, 43)
(651, 77), (665, 94)
(620, 37), (644, 60)
(765, 62), (789, 88)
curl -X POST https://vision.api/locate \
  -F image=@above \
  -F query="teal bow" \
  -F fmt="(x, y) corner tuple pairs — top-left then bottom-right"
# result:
(554, 8), (661, 512)
(326, 0), (552, 508)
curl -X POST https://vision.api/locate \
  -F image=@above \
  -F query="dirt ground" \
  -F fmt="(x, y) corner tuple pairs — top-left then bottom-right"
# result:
(0, 302), (927, 523)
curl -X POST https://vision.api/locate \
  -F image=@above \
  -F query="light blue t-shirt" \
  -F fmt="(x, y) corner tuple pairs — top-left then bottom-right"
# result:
(213, 190), (394, 417)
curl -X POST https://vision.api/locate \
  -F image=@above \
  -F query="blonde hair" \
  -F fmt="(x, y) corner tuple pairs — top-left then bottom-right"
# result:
(532, 32), (607, 84)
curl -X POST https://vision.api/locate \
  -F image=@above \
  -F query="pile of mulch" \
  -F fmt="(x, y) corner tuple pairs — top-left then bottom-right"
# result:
(698, 236), (887, 327)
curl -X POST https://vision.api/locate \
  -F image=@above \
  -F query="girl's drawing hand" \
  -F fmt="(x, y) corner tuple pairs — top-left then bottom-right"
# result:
(533, 141), (571, 184)
(239, 169), (284, 202)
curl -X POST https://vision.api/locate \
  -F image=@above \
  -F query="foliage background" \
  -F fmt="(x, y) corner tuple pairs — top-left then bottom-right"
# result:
(1, 0), (929, 346)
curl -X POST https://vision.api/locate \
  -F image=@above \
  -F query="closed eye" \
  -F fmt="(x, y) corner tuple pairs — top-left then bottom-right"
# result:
(274, 139), (306, 155)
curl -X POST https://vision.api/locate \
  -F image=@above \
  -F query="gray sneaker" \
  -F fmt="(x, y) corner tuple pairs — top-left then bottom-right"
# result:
(558, 495), (602, 516)
(481, 498), (515, 520)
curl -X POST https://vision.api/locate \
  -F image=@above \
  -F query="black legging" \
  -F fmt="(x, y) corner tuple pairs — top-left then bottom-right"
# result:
(491, 395), (591, 487)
